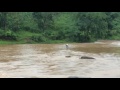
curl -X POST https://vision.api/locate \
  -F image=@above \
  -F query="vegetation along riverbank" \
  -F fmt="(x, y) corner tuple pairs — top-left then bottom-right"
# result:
(0, 12), (120, 44)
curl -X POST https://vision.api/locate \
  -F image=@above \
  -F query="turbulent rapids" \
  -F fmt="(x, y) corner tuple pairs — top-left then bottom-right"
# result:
(0, 40), (120, 78)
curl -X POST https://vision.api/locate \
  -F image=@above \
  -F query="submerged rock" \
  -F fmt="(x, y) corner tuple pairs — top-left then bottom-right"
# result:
(68, 76), (79, 78)
(65, 55), (71, 58)
(81, 56), (95, 59)
(68, 76), (91, 78)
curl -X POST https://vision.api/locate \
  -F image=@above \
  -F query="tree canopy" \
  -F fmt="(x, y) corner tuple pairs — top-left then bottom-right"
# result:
(0, 12), (120, 43)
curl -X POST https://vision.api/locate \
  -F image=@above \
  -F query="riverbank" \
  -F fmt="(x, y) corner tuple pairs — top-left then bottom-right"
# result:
(0, 31), (73, 45)
(0, 30), (120, 45)
(0, 40), (74, 45)
(1, 30), (120, 45)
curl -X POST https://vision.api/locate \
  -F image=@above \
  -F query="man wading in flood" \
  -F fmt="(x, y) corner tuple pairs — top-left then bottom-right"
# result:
(66, 44), (69, 50)
(65, 44), (71, 57)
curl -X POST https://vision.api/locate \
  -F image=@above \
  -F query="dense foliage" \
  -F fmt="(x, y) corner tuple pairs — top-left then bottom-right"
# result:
(0, 12), (120, 43)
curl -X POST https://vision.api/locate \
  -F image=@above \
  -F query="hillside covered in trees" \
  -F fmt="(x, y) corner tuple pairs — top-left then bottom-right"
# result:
(0, 12), (120, 44)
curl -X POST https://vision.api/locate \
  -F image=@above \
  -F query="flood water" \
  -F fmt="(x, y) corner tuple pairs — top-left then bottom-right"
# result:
(0, 40), (120, 78)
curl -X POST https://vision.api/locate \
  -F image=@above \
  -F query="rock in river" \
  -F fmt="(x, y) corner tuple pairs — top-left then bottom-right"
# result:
(81, 56), (95, 59)
(65, 55), (71, 58)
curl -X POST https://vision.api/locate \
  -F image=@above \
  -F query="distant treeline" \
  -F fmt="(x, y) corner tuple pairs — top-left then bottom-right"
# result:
(0, 12), (120, 42)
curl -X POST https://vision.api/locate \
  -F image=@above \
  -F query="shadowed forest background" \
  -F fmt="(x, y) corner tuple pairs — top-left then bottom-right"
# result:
(0, 12), (120, 44)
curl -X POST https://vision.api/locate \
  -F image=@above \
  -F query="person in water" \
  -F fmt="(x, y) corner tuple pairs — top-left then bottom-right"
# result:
(66, 44), (69, 49)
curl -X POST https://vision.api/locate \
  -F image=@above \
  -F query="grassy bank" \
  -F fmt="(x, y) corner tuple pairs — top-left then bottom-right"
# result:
(0, 40), (72, 45)
(0, 30), (120, 45)
(0, 31), (72, 44)
(108, 34), (120, 40)
(0, 40), (18, 44)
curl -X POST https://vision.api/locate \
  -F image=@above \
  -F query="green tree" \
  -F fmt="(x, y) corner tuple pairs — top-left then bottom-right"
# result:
(22, 12), (38, 32)
(53, 12), (77, 41)
(0, 12), (8, 30)
(76, 12), (108, 42)
(7, 12), (24, 31)
(32, 12), (54, 32)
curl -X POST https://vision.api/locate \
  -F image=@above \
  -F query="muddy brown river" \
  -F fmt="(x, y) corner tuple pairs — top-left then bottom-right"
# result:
(0, 40), (120, 78)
